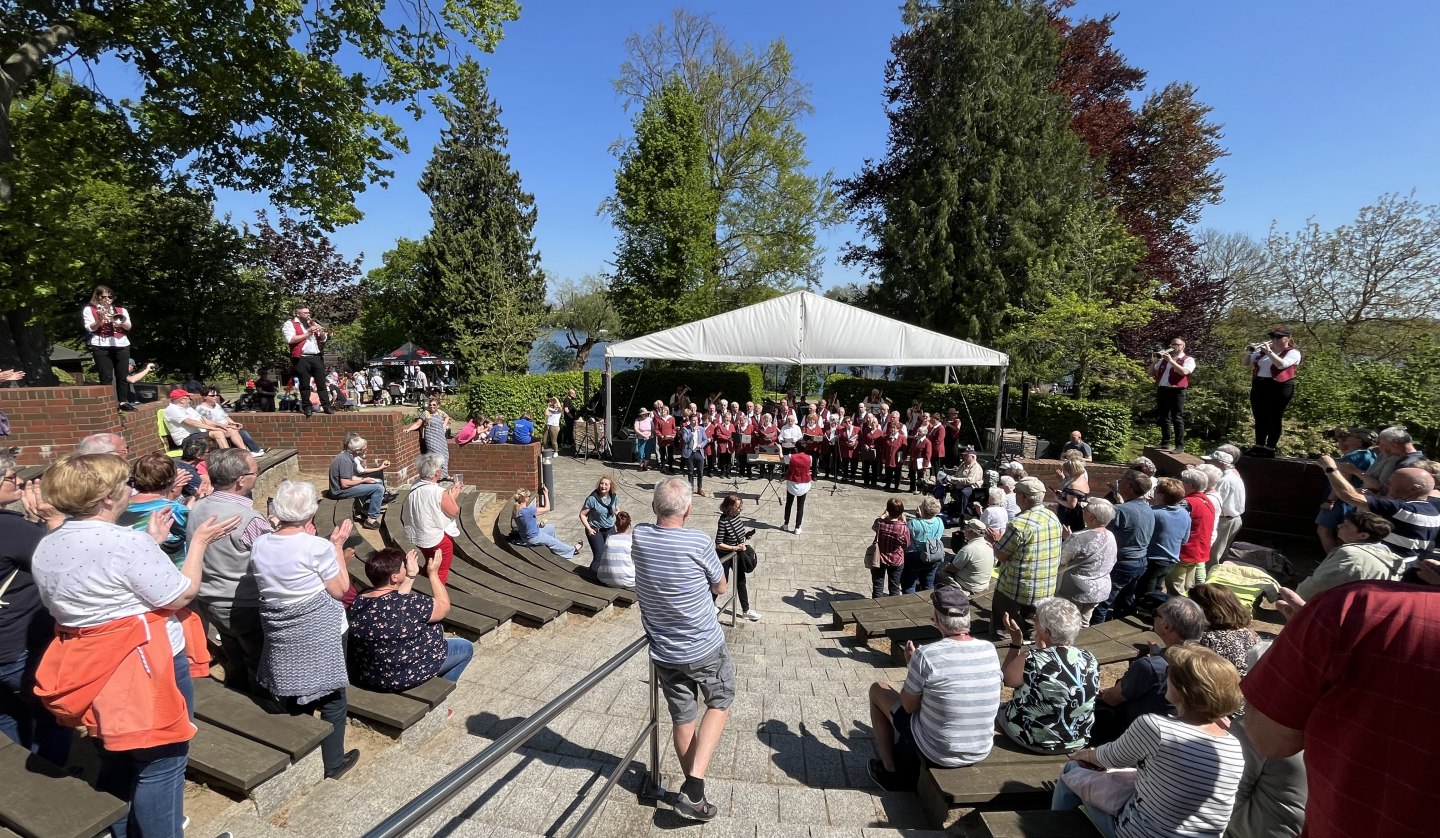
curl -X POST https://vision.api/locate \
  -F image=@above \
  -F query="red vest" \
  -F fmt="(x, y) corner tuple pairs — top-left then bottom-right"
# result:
(89, 305), (127, 339)
(289, 319), (308, 358)
(785, 452), (812, 483)
(1158, 354), (1190, 388)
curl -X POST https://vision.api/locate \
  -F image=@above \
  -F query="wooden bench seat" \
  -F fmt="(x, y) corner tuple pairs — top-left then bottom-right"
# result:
(254, 447), (298, 474)
(491, 501), (636, 607)
(917, 735), (1071, 827)
(460, 512), (612, 615)
(0, 738), (127, 838)
(343, 556), (501, 639)
(451, 528), (588, 617)
(345, 684), (433, 731)
(972, 810), (1103, 838)
(192, 677), (330, 762)
(187, 718), (291, 794)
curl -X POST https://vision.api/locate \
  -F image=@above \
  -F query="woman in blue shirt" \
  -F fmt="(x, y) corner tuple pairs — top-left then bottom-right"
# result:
(577, 476), (621, 564)
(1139, 477), (1190, 599)
(902, 496), (947, 593)
(510, 486), (580, 558)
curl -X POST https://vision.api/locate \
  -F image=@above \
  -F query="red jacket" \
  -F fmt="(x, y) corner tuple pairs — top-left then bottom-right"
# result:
(714, 421), (734, 453)
(785, 452), (813, 483)
(654, 415), (677, 446)
(1180, 492), (1217, 564)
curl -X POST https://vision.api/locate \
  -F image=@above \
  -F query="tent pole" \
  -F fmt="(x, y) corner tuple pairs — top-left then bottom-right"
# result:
(944, 366), (951, 385)
(992, 365), (1007, 458)
(604, 357), (613, 457)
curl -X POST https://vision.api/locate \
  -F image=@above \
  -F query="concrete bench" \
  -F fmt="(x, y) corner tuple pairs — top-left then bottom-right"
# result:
(493, 501), (635, 607)
(0, 739), (126, 838)
(916, 735), (1071, 828)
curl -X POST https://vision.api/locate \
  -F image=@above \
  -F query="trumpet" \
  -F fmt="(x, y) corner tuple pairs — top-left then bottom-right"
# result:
(302, 317), (329, 340)
(1247, 340), (1270, 353)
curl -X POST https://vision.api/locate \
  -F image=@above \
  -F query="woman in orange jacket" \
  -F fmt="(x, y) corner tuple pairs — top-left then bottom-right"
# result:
(31, 453), (238, 838)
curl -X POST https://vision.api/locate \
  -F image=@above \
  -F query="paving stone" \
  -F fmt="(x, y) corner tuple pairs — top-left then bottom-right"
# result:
(776, 786), (829, 824)
(824, 788), (880, 827)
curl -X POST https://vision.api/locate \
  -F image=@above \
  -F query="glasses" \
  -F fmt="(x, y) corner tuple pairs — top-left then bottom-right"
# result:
(2, 473), (21, 486)
(239, 471), (257, 477)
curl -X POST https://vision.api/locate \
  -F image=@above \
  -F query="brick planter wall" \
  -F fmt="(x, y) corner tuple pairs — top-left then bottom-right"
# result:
(0, 385), (139, 465)
(447, 441), (542, 494)
(233, 408), (421, 478)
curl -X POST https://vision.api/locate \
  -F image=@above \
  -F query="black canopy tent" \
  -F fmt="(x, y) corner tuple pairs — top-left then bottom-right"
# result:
(368, 342), (457, 368)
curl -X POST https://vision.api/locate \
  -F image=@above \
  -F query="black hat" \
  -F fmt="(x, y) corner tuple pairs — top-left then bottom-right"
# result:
(931, 587), (971, 617)
(1267, 327), (1292, 338)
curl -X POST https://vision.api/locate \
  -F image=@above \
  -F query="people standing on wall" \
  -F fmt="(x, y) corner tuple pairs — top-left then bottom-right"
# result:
(1246, 328), (1301, 457)
(281, 306), (332, 417)
(83, 286), (136, 410)
(1150, 337), (1196, 452)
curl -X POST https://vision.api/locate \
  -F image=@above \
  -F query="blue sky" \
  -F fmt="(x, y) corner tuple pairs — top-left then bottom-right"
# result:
(204, 1), (1438, 289)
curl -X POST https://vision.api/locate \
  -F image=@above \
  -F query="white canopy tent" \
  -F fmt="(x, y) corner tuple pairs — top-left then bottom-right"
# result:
(602, 291), (1011, 454)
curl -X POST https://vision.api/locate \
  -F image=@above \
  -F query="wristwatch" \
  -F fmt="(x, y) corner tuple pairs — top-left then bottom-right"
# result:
(1324, 467), (1338, 474)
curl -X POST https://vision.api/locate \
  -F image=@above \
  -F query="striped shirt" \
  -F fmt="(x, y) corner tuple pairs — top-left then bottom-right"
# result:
(1097, 713), (1245, 838)
(994, 506), (1062, 604)
(1366, 496), (1440, 560)
(631, 523), (725, 665)
(901, 637), (1002, 767)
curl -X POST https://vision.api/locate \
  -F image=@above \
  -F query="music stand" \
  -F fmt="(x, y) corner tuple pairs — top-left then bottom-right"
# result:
(753, 446), (786, 507)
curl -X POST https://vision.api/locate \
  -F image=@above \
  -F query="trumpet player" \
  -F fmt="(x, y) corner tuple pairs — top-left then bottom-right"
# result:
(83, 285), (136, 410)
(1245, 328), (1301, 457)
(282, 305), (333, 416)
(1149, 337), (1195, 452)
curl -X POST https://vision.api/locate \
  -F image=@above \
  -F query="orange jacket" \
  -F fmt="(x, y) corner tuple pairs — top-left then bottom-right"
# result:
(34, 609), (209, 751)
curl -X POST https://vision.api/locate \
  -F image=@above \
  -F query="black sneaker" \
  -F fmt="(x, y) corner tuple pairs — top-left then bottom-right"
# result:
(671, 790), (718, 821)
(325, 749), (360, 780)
(867, 758), (906, 792)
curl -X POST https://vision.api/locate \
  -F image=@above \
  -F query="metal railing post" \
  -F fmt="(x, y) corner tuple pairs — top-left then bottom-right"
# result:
(643, 658), (664, 798)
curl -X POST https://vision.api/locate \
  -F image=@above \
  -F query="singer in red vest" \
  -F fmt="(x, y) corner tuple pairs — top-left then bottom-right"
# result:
(781, 441), (813, 534)
(1247, 328), (1302, 456)
(1150, 337), (1196, 451)
(82, 285), (135, 409)
(282, 306), (333, 416)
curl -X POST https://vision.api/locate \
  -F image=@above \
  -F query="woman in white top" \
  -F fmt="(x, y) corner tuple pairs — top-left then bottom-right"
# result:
(250, 480), (359, 780)
(31, 453), (237, 837)
(82, 285), (136, 409)
(1246, 328), (1302, 455)
(402, 453), (464, 583)
(1053, 644), (1246, 838)
(593, 511), (635, 589)
(544, 396), (564, 450)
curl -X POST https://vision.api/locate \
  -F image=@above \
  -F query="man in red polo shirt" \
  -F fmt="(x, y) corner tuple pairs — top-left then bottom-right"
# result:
(1241, 565), (1440, 838)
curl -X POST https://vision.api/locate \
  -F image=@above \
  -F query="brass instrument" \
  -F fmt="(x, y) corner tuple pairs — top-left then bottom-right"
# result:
(302, 316), (329, 342)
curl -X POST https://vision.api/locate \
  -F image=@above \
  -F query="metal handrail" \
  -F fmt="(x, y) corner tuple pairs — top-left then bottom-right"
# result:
(361, 634), (659, 838)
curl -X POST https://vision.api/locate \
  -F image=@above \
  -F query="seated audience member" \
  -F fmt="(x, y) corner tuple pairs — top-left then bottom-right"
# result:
(998, 598), (1100, 754)
(195, 388), (265, 455)
(187, 448), (269, 694)
(1353, 425), (1424, 495)
(1242, 568), (1440, 838)
(977, 487), (1010, 539)
(1227, 641), (1307, 838)
(1296, 510), (1401, 600)
(74, 432), (129, 457)
(0, 451), (71, 766)
(31, 453), (237, 835)
(1054, 645), (1245, 838)
(251, 480), (359, 780)
(488, 414), (510, 444)
(1090, 596), (1208, 745)
(593, 511), (635, 589)
(175, 435), (216, 500)
(162, 389), (244, 449)
(1191, 583), (1260, 676)
(329, 435), (385, 530)
(1056, 497), (1117, 626)
(455, 414), (481, 446)
(996, 474), (1021, 518)
(1315, 458), (1439, 565)
(510, 485), (581, 558)
(1314, 427), (1377, 552)
(348, 547), (471, 690)
(940, 518), (995, 595)
(867, 587), (1002, 790)
(511, 411), (535, 445)
(401, 453), (463, 584)
(118, 452), (190, 561)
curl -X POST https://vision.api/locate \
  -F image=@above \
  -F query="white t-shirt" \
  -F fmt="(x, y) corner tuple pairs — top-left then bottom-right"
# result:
(250, 532), (340, 607)
(163, 403), (205, 444)
(546, 408), (562, 428)
(32, 519), (189, 654)
(402, 481), (460, 549)
(196, 403), (232, 427)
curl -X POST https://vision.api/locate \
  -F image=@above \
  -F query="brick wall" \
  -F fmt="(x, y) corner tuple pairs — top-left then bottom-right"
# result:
(0, 385), (129, 466)
(1015, 459), (1128, 496)
(448, 441), (542, 494)
(235, 408), (421, 477)
(119, 400), (166, 458)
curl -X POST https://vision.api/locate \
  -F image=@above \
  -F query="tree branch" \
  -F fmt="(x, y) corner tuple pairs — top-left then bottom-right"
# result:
(1, 21), (77, 201)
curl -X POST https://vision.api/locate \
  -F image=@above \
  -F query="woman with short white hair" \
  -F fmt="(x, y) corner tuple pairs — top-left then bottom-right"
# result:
(251, 480), (359, 780)
(1057, 498), (1118, 626)
(998, 597), (1100, 754)
(402, 453), (463, 583)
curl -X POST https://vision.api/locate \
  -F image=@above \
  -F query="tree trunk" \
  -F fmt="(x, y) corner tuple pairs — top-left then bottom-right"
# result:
(0, 307), (57, 383)
(571, 339), (597, 371)
(1, 22), (79, 203)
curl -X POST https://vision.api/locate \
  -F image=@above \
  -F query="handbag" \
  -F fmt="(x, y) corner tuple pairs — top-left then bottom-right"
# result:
(860, 445), (877, 462)
(1060, 765), (1138, 816)
(864, 534), (881, 568)
(740, 545), (758, 573)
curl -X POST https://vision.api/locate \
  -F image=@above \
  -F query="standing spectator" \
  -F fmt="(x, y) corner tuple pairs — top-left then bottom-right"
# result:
(543, 396), (563, 450)
(1295, 511), (1404, 599)
(1313, 428), (1376, 551)
(681, 412), (709, 497)
(281, 305), (332, 416)
(998, 599), (1099, 754)
(631, 478), (733, 821)
(1316, 460), (1439, 563)
(405, 397), (452, 478)
(31, 454), (239, 835)
(1151, 337), (1196, 451)
(1169, 469), (1217, 595)
(1354, 425), (1424, 495)
(941, 518), (995, 595)
(1207, 446), (1247, 563)
(1242, 576), (1440, 838)
(1227, 641), (1307, 838)
(1139, 477), (1190, 599)
(369, 369), (385, 405)
(577, 475), (621, 565)
(1190, 583), (1260, 676)
(510, 486), (581, 559)
(1090, 596), (1208, 745)
(781, 441), (812, 534)
(1056, 498), (1117, 626)
(196, 388), (265, 455)
(1094, 470), (1155, 623)
(251, 480), (359, 780)
(902, 496), (946, 593)
(329, 435), (386, 530)
(348, 547), (472, 689)
(82, 285), (135, 410)
(992, 477), (1063, 641)
(633, 407), (655, 471)
(1246, 328), (1301, 456)
(870, 498), (911, 598)
(187, 448), (269, 695)
(401, 454), (463, 583)
(511, 411), (535, 445)
(0, 452), (71, 766)
(1052, 456), (1090, 532)
(560, 388), (579, 448)
(867, 587), (1002, 790)
(715, 494), (759, 621)
(1059, 430), (1093, 461)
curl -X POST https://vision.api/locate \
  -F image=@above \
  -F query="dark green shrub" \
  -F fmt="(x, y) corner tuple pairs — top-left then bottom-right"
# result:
(463, 365), (764, 428)
(463, 372), (584, 420)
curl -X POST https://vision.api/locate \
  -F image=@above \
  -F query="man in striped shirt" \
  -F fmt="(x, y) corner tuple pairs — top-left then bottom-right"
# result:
(867, 587), (1002, 791)
(1317, 459), (1438, 563)
(631, 477), (732, 822)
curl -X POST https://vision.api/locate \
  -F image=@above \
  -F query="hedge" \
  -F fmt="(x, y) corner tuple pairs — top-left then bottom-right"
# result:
(462, 365), (764, 427)
(824, 374), (1132, 461)
(462, 371), (585, 421)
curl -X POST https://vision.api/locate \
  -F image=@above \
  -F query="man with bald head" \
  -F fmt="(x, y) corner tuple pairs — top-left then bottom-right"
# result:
(1317, 456), (1439, 565)
(75, 432), (128, 457)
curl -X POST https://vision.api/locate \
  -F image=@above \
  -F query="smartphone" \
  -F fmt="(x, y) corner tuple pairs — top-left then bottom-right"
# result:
(745, 528), (757, 539)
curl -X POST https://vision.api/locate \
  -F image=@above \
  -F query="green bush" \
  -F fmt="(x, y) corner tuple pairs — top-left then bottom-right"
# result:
(462, 365), (765, 428)
(462, 371), (585, 420)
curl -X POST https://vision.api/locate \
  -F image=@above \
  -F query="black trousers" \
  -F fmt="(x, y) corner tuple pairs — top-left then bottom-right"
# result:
(293, 354), (331, 413)
(1156, 386), (1187, 447)
(91, 344), (131, 405)
(784, 491), (807, 528)
(1249, 377), (1295, 448)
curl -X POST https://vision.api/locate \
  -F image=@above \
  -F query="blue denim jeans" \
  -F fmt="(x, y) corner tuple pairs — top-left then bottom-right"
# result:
(520, 523), (578, 559)
(901, 557), (940, 594)
(1094, 558), (1147, 623)
(97, 652), (193, 838)
(333, 482), (385, 518)
(436, 638), (474, 682)
(1051, 762), (1119, 837)
(0, 651), (74, 767)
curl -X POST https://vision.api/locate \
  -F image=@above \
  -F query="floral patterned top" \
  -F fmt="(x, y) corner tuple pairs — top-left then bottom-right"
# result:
(1200, 628), (1259, 677)
(347, 590), (446, 691)
(1000, 645), (1099, 752)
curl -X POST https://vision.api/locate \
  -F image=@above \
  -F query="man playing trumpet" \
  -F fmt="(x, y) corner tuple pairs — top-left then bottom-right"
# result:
(282, 305), (333, 416)
(1149, 337), (1195, 452)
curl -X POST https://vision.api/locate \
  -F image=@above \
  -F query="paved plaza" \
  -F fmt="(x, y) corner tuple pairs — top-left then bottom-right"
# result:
(198, 454), (956, 837)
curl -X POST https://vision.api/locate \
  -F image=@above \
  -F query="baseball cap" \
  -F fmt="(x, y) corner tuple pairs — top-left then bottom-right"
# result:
(1001, 461), (1024, 471)
(963, 517), (988, 533)
(169, 388), (189, 400)
(931, 586), (971, 616)
(1267, 327), (1292, 338)
(1203, 450), (1235, 465)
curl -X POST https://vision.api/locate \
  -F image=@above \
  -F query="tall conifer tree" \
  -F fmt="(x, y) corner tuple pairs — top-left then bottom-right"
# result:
(418, 61), (543, 374)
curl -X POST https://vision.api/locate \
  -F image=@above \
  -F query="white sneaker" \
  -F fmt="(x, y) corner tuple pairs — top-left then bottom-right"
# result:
(252, 448), (267, 456)
(744, 609), (762, 621)
(781, 523), (792, 532)
(793, 526), (803, 535)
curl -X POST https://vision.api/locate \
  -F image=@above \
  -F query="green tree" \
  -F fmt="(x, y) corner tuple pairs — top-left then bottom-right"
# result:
(615, 9), (841, 307)
(544, 274), (621, 370)
(605, 77), (719, 337)
(417, 61), (543, 375)
(839, 0), (1093, 345)
(357, 238), (429, 361)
